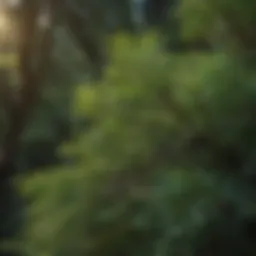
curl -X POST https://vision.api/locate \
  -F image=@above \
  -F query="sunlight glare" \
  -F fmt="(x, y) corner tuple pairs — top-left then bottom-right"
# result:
(0, 12), (9, 32)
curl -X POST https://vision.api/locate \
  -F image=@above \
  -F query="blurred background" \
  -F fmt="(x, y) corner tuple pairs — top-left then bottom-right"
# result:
(0, 0), (255, 255)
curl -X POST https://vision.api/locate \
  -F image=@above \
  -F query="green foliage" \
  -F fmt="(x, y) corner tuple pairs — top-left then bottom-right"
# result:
(22, 167), (223, 256)
(1, 0), (255, 255)
(179, 0), (256, 48)
(20, 34), (256, 256)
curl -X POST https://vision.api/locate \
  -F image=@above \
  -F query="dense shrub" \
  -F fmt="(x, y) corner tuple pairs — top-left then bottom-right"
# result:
(20, 34), (256, 256)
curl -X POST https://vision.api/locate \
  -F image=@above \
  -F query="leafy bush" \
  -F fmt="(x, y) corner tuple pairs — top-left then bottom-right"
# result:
(20, 34), (256, 256)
